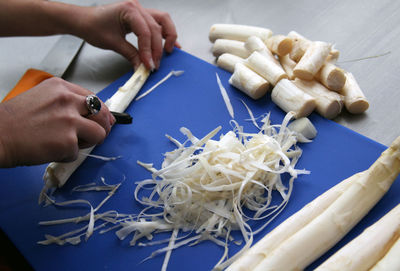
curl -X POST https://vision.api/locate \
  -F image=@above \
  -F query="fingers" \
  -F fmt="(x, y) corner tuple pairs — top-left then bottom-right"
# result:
(120, 1), (178, 70)
(146, 8), (179, 53)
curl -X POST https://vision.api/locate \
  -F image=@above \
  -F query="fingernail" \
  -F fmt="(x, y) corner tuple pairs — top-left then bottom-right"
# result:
(149, 58), (155, 72)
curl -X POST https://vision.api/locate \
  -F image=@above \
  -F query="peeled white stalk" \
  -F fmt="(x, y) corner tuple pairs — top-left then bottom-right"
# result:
(293, 41), (332, 80)
(271, 79), (316, 118)
(229, 63), (270, 99)
(216, 53), (245, 73)
(209, 24), (273, 43)
(294, 78), (344, 119)
(266, 35), (293, 56)
(315, 203), (400, 271)
(315, 62), (346, 92)
(287, 31), (311, 62)
(327, 48), (340, 63)
(370, 234), (400, 271)
(340, 72), (369, 114)
(287, 117), (317, 141)
(278, 54), (296, 80)
(212, 39), (250, 58)
(244, 36), (280, 65)
(252, 136), (400, 271)
(227, 172), (356, 271)
(245, 51), (288, 86)
(40, 64), (150, 204)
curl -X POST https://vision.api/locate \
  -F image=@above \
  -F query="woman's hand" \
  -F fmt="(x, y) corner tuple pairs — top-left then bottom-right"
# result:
(0, 77), (115, 167)
(77, 1), (180, 70)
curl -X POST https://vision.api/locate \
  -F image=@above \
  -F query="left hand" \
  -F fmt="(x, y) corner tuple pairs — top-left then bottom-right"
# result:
(77, 1), (180, 70)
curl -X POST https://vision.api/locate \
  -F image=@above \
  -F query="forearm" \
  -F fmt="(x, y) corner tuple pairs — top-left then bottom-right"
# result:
(0, 0), (89, 37)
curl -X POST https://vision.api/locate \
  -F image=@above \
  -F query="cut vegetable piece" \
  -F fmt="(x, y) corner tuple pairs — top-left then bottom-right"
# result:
(287, 31), (311, 62)
(229, 63), (270, 99)
(294, 78), (343, 119)
(278, 54), (296, 80)
(227, 172), (357, 271)
(271, 79), (316, 118)
(252, 135), (400, 271)
(216, 73), (234, 118)
(136, 70), (184, 101)
(212, 39), (251, 58)
(209, 24), (272, 43)
(245, 51), (287, 86)
(40, 64), (150, 204)
(370, 233), (400, 271)
(217, 53), (245, 73)
(266, 35), (293, 56)
(293, 41), (332, 80)
(244, 36), (280, 65)
(315, 203), (400, 271)
(340, 72), (369, 114)
(287, 117), (317, 142)
(315, 62), (346, 92)
(327, 48), (340, 63)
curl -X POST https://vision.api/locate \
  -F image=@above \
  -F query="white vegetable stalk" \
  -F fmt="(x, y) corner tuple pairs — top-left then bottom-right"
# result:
(227, 172), (356, 271)
(370, 232), (400, 271)
(278, 54), (296, 80)
(287, 31), (311, 62)
(315, 62), (346, 92)
(209, 24), (273, 43)
(266, 35), (293, 56)
(229, 63), (270, 99)
(293, 41), (332, 80)
(216, 53), (245, 73)
(340, 72), (369, 114)
(212, 39), (251, 59)
(245, 51), (288, 86)
(252, 135), (400, 271)
(294, 78), (344, 119)
(287, 117), (317, 142)
(315, 203), (400, 271)
(271, 79), (316, 118)
(40, 64), (150, 204)
(244, 36), (280, 65)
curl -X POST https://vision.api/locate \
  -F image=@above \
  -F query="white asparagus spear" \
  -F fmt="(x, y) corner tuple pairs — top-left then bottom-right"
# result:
(252, 135), (400, 271)
(278, 54), (296, 80)
(209, 24), (272, 43)
(40, 64), (150, 204)
(370, 233), (400, 271)
(229, 63), (270, 99)
(216, 53), (245, 73)
(315, 62), (346, 92)
(266, 35), (293, 56)
(294, 78), (344, 119)
(227, 173), (357, 271)
(340, 72), (369, 114)
(293, 41), (332, 80)
(245, 51), (288, 86)
(271, 79), (316, 118)
(315, 203), (400, 271)
(212, 39), (250, 58)
(244, 36), (280, 65)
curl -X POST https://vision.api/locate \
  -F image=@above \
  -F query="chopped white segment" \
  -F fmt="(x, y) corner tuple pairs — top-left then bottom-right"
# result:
(287, 117), (317, 142)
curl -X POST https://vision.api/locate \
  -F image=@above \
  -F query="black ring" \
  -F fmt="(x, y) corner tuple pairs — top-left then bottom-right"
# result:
(85, 95), (101, 115)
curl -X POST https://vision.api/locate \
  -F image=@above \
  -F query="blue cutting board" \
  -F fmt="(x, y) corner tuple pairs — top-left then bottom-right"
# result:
(0, 49), (398, 270)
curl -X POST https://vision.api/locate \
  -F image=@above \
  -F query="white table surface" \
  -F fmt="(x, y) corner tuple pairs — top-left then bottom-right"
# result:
(1, 0), (399, 146)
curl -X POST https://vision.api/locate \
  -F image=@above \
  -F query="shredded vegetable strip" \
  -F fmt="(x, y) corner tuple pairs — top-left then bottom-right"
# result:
(136, 70), (184, 101)
(216, 73), (235, 118)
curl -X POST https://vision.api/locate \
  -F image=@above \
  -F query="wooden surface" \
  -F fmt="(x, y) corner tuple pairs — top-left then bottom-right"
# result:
(0, 0), (399, 146)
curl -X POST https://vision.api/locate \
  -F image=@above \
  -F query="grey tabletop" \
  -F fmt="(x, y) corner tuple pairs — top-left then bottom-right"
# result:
(0, 0), (399, 146)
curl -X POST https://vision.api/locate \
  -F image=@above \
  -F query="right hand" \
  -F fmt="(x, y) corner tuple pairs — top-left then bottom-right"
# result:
(0, 77), (115, 167)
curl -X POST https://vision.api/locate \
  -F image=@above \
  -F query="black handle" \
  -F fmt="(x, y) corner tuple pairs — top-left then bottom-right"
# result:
(111, 111), (133, 124)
